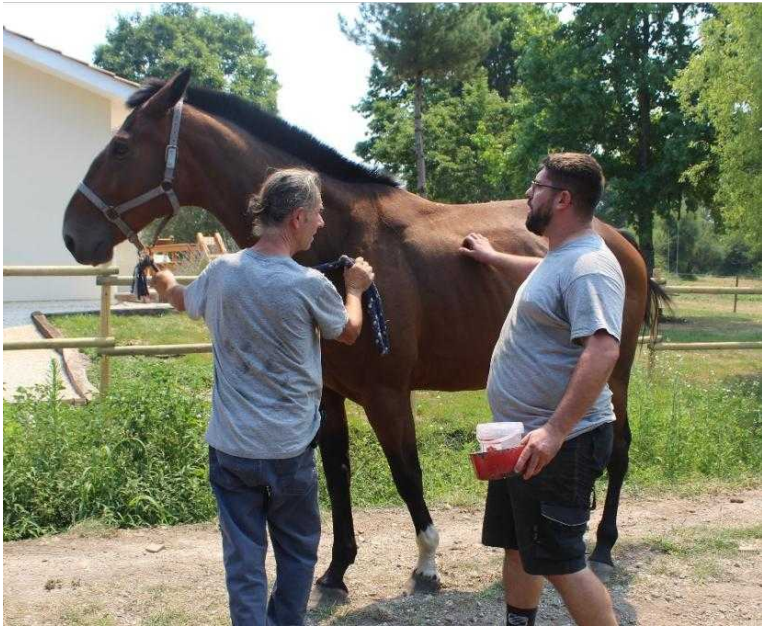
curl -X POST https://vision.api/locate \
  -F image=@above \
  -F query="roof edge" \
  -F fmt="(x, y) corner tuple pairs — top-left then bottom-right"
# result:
(3, 28), (138, 102)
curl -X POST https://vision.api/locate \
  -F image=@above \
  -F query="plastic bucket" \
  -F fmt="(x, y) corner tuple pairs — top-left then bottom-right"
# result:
(469, 444), (525, 481)
(476, 422), (523, 452)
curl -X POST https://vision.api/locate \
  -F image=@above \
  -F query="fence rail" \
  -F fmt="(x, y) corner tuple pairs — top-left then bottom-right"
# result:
(3, 266), (119, 277)
(99, 343), (212, 356)
(3, 266), (762, 394)
(665, 285), (761, 295)
(4, 337), (115, 351)
(96, 275), (198, 286)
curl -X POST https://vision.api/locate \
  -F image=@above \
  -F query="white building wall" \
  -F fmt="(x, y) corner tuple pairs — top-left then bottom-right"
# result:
(3, 56), (134, 301)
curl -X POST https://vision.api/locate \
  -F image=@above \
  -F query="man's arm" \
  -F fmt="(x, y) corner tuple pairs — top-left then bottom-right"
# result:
(514, 330), (620, 480)
(153, 269), (187, 312)
(336, 257), (374, 345)
(460, 232), (540, 285)
(336, 291), (364, 345)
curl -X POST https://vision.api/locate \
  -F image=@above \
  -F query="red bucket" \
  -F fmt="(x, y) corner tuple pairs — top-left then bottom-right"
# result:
(469, 444), (525, 481)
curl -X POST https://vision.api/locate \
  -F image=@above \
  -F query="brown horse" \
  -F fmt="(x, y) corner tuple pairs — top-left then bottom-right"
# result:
(63, 70), (662, 596)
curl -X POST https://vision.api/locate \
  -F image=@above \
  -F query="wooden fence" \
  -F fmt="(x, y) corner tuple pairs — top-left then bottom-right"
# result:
(3, 267), (762, 394)
(646, 283), (762, 371)
(4, 266), (211, 396)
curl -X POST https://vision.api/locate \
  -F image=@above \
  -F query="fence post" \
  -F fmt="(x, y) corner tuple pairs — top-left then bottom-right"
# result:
(733, 275), (739, 313)
(99, 279), (113, 397)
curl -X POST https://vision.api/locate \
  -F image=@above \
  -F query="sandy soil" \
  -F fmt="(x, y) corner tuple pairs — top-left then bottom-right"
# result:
(3, 488), (761, 626)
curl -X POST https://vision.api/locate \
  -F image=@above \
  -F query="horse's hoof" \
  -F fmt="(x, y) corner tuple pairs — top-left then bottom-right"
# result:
(405, 570), (441, 595)
(308, 582), (349, 610)
(589, 559), (615, 582)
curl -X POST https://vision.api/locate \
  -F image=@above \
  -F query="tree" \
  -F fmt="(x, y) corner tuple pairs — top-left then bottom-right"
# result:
(94, 3), (279, 111)
(481, 3), (558, 100)
(356, 70), (518, 203)
(517, 3), (714, 271)
(674, 4), (761, 245)
(341, 3), (498, 195)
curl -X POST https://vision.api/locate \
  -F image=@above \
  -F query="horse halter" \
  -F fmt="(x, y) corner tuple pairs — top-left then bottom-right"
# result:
(76, 99), (184, 253)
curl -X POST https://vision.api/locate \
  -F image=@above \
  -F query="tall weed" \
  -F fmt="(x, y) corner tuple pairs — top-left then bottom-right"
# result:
(3, 361), (214, 541)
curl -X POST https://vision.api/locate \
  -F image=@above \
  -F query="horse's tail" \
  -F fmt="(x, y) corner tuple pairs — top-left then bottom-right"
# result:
(616, 228), (672, 332)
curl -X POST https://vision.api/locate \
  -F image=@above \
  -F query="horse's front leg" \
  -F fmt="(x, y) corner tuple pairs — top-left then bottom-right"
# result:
(314, 388), (357, 600)
(365, 388), (440, 593)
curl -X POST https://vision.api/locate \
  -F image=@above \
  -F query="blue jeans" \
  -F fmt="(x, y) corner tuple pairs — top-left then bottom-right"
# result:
(208, 445), (321, 626)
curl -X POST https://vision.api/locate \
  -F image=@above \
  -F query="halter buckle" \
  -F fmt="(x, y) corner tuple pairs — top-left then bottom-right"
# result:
(165, 145), (178, 169)
(105, 206), (119, 221)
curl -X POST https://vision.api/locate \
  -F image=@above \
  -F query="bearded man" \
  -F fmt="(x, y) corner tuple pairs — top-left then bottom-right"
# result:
(460, 153), (623, 626)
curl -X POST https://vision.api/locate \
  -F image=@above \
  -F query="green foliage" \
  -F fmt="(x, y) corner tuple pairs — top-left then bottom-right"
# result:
(5, 302), (761, 540)
(140, 209), (239, 253)
(352, 2), (720, 272)
(531, 4), (714, 268)
(653, 204), (761, 276)
(3, 360), (214, 541)
(629, 359), (761, 485)
(356, 70), (519, 201)
(94, 2), (279, 111)
(674, 4), (762, 245)
(342, 3), (499, 193)
(341, 4), (498, 85)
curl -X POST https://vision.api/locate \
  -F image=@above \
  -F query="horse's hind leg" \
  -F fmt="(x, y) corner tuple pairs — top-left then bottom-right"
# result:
(314, 388), (357, 599)
(589, 374), (630, 574)
(365, 389), (440, 593)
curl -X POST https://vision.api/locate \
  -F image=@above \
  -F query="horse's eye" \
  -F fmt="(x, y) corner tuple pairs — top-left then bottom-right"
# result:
(111, 141), (130, 158)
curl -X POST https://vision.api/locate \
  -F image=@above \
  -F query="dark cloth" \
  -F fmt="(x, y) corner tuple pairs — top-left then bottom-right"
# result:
(209, 446), (321, 625)
(482, 423), (613, 575)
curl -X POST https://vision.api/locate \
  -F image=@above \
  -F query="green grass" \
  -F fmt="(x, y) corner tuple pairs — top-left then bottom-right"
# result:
(2, 283), (760, 540)
(646, 524), (762, 557)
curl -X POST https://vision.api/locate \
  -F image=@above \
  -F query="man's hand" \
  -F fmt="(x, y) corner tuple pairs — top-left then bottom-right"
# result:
(343, 257), (374, 295)
(459, 232), (498, 265)
(152, 268), (187, 312)
(514, 423), (567, 480)
(152, 269), (176, 301)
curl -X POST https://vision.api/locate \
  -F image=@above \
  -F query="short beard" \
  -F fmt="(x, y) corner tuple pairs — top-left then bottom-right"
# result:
(525, 203), (552, 236)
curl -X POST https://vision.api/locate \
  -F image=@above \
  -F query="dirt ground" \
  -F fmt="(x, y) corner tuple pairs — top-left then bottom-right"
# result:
(3, 488), (761, 626)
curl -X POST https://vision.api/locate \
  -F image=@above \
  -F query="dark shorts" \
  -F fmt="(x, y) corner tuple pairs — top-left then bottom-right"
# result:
(481, 422), (613, 576)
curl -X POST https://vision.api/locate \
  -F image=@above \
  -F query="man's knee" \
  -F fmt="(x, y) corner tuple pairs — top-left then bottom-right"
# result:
(504, 549), (524, 569)
(545, 567), (596, 590)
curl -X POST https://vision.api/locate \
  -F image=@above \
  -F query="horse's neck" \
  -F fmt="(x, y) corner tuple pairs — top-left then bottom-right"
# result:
(182, 109), (356, 255)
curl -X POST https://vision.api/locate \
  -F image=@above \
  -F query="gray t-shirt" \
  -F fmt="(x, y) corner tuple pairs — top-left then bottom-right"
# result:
(184, 249), (348, 459)
(487, 232), (625, 439)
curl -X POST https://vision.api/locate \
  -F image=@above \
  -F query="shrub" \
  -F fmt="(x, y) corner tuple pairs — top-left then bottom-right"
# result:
(3, 361), (215, 541)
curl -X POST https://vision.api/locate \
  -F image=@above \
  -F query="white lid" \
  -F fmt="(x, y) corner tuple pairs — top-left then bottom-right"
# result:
(476, 422), (524, 441)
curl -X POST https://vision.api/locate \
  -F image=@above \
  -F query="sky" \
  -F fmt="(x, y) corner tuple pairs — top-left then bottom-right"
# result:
(3, 2), (374, 161)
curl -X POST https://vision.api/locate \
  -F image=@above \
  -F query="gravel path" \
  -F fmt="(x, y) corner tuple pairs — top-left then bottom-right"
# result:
(3, 488), (761, 626)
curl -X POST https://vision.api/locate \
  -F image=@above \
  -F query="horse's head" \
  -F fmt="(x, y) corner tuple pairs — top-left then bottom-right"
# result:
(62, 69), (192, 265)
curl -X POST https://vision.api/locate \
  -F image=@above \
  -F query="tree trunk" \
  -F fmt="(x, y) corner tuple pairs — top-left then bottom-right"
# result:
(413, 73), (427, 196)
(637, 13), (655, 272)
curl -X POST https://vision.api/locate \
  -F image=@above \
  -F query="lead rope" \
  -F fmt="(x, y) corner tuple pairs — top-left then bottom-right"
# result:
(131, 254), (158, 299)
(314, 255), (391, 356)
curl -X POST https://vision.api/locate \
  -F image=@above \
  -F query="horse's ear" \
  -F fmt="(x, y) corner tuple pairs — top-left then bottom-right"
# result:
(142, 68), (192, 118)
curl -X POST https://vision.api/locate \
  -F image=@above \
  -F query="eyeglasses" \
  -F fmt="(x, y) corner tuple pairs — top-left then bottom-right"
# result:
(530, 179), (566, 192)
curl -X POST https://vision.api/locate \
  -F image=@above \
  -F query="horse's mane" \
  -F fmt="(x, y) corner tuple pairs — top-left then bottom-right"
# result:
(127, 79), (399, 188)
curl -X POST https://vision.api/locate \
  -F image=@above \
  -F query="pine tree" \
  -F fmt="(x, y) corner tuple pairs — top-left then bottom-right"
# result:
(341, 3), (498, 195)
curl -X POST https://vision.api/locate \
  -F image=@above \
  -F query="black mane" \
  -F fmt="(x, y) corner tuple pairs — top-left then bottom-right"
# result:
(127, 79), (398, 187)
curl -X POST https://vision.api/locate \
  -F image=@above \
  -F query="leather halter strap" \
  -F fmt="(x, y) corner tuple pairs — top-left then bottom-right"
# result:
(77, 99), (184, 252)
